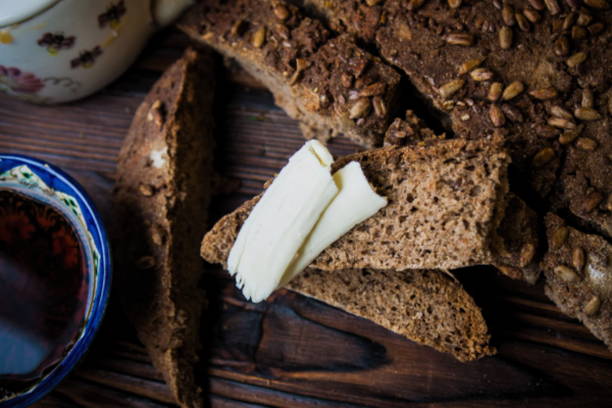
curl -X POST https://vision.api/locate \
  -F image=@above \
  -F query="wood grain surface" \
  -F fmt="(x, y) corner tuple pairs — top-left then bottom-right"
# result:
(1, 30), (611, 408)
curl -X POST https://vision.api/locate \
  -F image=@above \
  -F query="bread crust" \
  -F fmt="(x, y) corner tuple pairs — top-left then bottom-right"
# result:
(178, 0), (400, 147)
(541, 213), (612, 350)
(113, 48), (215, 408)
(302, 0), (612, 239)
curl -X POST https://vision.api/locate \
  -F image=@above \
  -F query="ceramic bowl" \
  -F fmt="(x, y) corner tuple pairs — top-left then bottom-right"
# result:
(0, 154), (111, 407)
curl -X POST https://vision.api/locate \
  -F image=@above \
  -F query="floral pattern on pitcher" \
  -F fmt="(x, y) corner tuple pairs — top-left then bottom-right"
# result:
(38, 32), (76, 55)
(98, 1), (127, 29)
(0, 65), (45, 94)
(70, 46), (103, 69)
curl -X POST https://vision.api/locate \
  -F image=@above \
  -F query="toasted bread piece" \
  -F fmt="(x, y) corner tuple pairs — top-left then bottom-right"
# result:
(113, 48), (215, 408)
(541, 214), (612, 350)
(202, 137), (510, 271)
(384, 113), (541, 283)
(287, 268), (495, 362)
(178, 0), (400, 147)
(301, 0), (612, 239)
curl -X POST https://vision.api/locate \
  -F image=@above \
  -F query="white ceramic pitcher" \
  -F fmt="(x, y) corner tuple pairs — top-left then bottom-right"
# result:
(0, 0), (192, 103)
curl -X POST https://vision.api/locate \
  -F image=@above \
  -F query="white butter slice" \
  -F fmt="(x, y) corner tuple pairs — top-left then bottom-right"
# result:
(280, 161), (388, 286)
(227, 140), (338, 303)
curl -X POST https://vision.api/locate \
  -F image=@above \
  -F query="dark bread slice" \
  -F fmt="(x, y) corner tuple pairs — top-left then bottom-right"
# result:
(287, 268), (495, 362)
(491, 194), (541, 284)
(541, 213), (612, 350)
(113, 48), (215, 407)
(301, 0), (612, 239)
(178, 0), (400, 148)
(383, 112), (541, 283)
(201, 137), (510, 271)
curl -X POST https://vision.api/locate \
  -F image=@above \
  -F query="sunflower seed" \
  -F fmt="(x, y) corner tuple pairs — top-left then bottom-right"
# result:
(529, 87), (558, 100)
(470, 68), (494, 81)
(584, 296), (601, 316)
(230, 19), (248, 37)
(438, 79), (465, 99)
(566, 51), (587, 68)
(550, 105), (574, 119)
(548, 117), (576, 129)
(448, 0), (463, 8)
(529, 0), (545, 9)
(445, 33), (474, 45)
(360, 82), (386, 97)
(407, 0), (425, 11)
(502, 81), (524, 100)
(544, 0), (561, 14)
(584, 0), (610, 8)
(489, 104), (506, 127)
(576, 137), (598, 151)
(372, 96), (387, 117)
(572, 247), (585, 272)
(588, 22), (605, 35)
(501, 104), (524, 122)
(577, 13), (593, 26)
(458, 57), (485, 74)
(273, 4), (290, 20)
(487, 82), (503, 101)
(554, 265), (578, 282)
(559, 126), (583, 144)
(571, 25), (587, 39)
(532, 147), (555, 166)
(575, 107), (601, 121)
(497, 265), (523, 279)
(516, 12), (531, 31)
(537, 124), (559, 139)
(562, 13), (576, 30)
(554, 35), (571, 56)
(551, 226), (569, 248)
(499, 26), (513, 49)
(582, 190), (604, 211)
(349, 98), (371, 119)
(503, 5), (516, 25)
(519, 243), (537, 266)
(251, 26), (266, 48)
(524, 8), (541, 23)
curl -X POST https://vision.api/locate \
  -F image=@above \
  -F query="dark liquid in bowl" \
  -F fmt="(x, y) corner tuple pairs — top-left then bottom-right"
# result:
(0, 190), (89, 397)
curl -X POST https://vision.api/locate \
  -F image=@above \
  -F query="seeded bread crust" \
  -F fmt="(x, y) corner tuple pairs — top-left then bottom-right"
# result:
(288, 268), (495, 362)
(541, 213), (612, 350)
(178, 0), (400, 147)
(113, 48), (215, 408)
(201, 137), (510, 271)
(384, 110), (447, 147)
(301, 0), (612, 238)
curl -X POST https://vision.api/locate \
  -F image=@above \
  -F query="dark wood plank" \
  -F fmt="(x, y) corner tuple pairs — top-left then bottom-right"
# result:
(0, 29), (610, 408)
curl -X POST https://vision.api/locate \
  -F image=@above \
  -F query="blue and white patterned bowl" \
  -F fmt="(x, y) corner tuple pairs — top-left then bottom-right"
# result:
(0, 154), (111, 407)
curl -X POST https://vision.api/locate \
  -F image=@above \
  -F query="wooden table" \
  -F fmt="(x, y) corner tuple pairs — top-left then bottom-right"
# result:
(1, 29), (611, 408)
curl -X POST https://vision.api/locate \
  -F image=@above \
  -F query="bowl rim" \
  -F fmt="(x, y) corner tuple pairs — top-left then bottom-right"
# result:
(0, 153), (112, 407)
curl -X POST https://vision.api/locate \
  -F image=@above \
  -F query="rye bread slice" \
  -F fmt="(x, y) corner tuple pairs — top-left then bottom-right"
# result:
(541, 214), (612, 350)
(201, 137), (510, 271)
(287, 268), (495, 362)
(300, 0), (612, 239)
(113, 48), (215, 408)
(178, 0), (400, 147)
